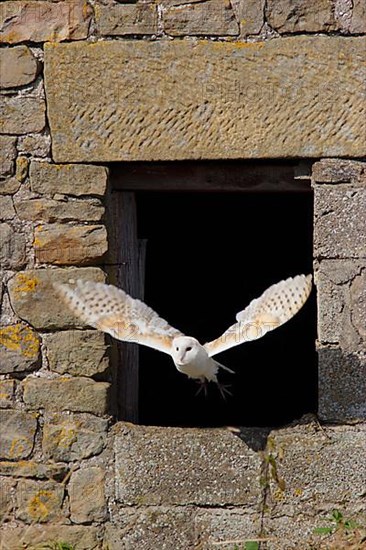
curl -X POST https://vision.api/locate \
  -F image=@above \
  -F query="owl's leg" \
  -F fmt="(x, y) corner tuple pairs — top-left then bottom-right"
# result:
(217, 382), (232, 400)
(195, 378), (208, 397)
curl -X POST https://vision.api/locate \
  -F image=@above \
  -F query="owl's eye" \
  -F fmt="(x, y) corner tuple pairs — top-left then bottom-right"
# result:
(186, 346), (192, 352)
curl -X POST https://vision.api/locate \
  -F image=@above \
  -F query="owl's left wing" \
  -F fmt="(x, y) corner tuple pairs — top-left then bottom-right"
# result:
(204, 274), (312, 358)
(54, 280), (184, 355)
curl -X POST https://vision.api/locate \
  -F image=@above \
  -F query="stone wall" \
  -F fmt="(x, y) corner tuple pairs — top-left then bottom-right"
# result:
(1, 1), (365, 548)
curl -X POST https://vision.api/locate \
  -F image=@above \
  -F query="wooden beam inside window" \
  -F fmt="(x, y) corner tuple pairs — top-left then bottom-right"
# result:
(111, 160), (312, 193)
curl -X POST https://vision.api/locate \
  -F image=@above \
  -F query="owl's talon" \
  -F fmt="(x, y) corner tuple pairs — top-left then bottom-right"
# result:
(195, 379), (208, 397)
(217, 382), (232, 400)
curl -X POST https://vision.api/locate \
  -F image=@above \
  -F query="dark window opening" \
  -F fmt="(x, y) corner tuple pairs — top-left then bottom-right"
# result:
(109, 161), (317, 427)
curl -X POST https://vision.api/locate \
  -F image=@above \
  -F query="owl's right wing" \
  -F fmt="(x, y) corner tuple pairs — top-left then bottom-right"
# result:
(204, 274), (312, 357)
(55, 280), (184, 355)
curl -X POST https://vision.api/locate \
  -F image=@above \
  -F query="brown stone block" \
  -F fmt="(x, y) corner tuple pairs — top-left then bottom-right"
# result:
(34, 224), (108, 265)
(0, 460), (67, 481)
(231, 0), (265, 36)
(0, 409), (37, 459)
(266, 0), (339, 33)
(7, 267), (106, 329)
(312, 158), (366, 185)
(69, 466), (107, 523)
(0, 223), (26, 269)
(113, 423), (261, 506)
(0, 95), (45, 134)
(0, 1), (92, 44)
(0, 476), (15, 522)
(0, 524), (108, 550)
(163, 0), (239, 36)
(0, 323), (41, 374)
(0, 177), (20, 195)
(0, 379), (15, 407)
(44, 37), (366, 162)
(22, 376), (110, 415)
(95, 2), (158, 35)
(15, 196), (104, 223)
(43, 411), (108, 461)
(43, 330), (109, 376)
(30, 161), (108, 196)
(0, 196), (16, 220)
(0, 46), (39, 89)
(16, 479), (65, 523)
(0, 136), (17, 178)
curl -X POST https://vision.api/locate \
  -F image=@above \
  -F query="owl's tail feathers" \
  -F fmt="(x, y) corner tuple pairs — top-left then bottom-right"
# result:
(215, 361), (235, 374)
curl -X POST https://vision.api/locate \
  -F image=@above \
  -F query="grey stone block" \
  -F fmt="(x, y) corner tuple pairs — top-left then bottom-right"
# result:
(113, 423), (261, 506)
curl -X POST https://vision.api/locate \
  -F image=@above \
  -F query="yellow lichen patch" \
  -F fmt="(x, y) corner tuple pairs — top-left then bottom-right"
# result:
(8, 437), (29, 459)
(12, 273), (39, 294)
(57, 424), (78, 448)
(0, 324), (40, 359)
(28, 490), (57, 521)
(33, 226), (44, 248)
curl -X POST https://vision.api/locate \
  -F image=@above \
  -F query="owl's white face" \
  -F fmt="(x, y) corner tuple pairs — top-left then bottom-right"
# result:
(172, 336), (201, 366)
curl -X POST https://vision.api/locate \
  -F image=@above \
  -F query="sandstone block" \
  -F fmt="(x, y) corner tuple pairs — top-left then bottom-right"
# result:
(0, 46), (39, 88)
(0, 323), (41, 374)
(22, 376), (110, 415)
(312, 158), (366, 185)
(266, 424), (366, 512)
(0, 460), (67, 481)
(96, 2), (158, 35)
(43, 411), (108, 461)
(44, 37), (366, 162)
(34, 224), (108, 265)
(0, 379), (15, 407)
(0, 524), (100, 550)
(8, 267), (105, 330)
(0, 196), (15, 220)
(266, 0), (338, 33)
(0, 136), (17, 177)
(0, 178), (20, 195)
(30, 161), (108, 196)
(0, 409), (37, 459)
(69, 466), (107, 523)
(231, 0), (264, 36)
(0, 1), (92, 43)
(318, 345), (366, 421)
(43, 330), (109, 376)
(0, 477), (15, 521)
(0, 223), (26, 269)
(350, 0), (366, 33)
(314, 186), (366, 259)
(18, 133), (51, 158)
(114, 423), (261, 506)
(163, 0), (239, 36)
(16, 479), (64, 523)
(0, 95), (45, 134)
(15, 155), (29, 183)
(15, 196), (104, 223)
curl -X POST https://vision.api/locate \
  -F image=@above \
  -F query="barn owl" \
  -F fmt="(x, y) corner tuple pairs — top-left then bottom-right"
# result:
(55, 274), (312, 396)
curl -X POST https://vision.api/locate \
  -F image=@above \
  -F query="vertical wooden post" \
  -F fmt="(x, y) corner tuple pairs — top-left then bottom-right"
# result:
(106, 190), (145, 422)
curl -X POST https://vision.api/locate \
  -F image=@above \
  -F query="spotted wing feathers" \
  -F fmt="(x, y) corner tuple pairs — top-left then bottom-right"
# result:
(204, 274), (312, 357)
(54, 280), (183, 355)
